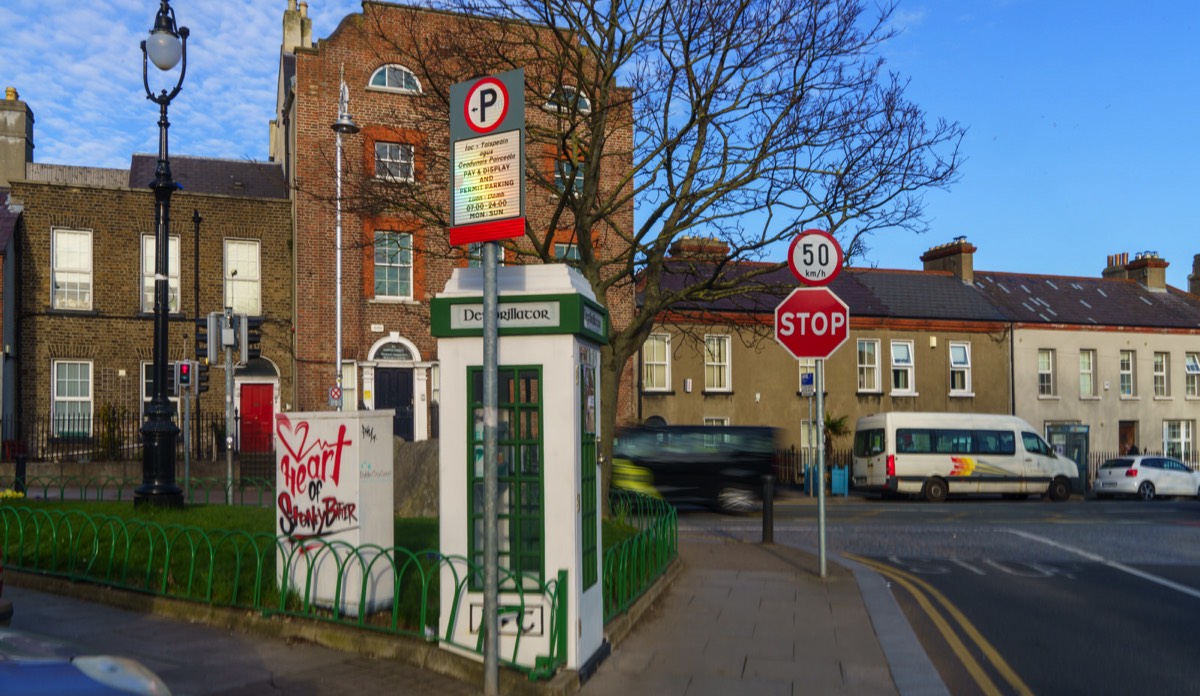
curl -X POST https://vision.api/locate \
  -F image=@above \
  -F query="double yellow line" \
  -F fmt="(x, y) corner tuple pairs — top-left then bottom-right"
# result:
(845, 553), (1034, 696)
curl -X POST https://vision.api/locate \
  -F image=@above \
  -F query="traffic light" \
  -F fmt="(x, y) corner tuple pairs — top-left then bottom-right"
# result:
(197, 362), (210, 394)
(178, 360), (192, 389)
(195, 316), (210, 365)
(246, 317), (263, 360)
(170, 361), (182, 396)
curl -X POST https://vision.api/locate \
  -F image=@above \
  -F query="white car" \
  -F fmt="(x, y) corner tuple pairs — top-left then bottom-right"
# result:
(1093, 456), (1200, 500)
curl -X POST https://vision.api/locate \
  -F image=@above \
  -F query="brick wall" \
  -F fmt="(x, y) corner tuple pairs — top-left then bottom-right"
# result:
(10, 180), (293, 422)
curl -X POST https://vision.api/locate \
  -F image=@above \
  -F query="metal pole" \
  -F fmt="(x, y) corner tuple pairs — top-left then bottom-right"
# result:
(482, 240), (500, 696)
(135, 98), (184, 507)
(331, 68), (358, 412)
(333, 123), (344, 411)
(761, 474), (774, 544)
(816, 359), (827, 579)
(183, 372), (191, 503)
(224, 308), (235, 504)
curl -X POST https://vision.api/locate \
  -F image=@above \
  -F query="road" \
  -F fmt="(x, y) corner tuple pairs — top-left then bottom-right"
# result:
(682, 494), (1200, 695)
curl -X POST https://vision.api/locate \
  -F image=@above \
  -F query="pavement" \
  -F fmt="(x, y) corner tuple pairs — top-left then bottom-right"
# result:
(5, 499), (948, 696)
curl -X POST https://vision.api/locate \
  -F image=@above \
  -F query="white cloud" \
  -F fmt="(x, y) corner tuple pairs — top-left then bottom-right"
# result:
(2, 0), (362, 168)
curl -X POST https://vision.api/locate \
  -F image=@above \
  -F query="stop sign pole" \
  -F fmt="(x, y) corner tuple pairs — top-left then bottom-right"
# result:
(777, 229), (847, 579)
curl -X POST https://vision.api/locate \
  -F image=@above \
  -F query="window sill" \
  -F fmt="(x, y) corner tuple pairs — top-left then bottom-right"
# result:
(369, 298), (419, 305)
(703, 390), (733, 396)
(1119, 395), (1141, 401)
(857, 390), (883, 396)
(372, 175), (415, 184)
(365, 85), (423, 96)
(1079, 395), (1101, 401)
(642, 390), (674, 396)
(949, 392), (975, 398)
(1153, 396), (1173, 401)
(890, 391), (919, 398)
(1038, 395), (1061, 400)
(48, 307), (99, 316)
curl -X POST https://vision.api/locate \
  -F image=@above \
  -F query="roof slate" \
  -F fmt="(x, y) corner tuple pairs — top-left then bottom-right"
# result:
(129, 155), (289, 199)
(651, 257), (1200, 329)
(974, 271), (1200, 329)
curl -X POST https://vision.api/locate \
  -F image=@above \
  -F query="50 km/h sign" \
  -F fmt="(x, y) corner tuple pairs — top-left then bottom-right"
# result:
(787, 229), (843, 286)
(774, 287), (850, 360)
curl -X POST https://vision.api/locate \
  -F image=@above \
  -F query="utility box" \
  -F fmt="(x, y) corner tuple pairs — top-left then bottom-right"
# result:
(432, 265), (607, 671)
(274, 410), (395, 615)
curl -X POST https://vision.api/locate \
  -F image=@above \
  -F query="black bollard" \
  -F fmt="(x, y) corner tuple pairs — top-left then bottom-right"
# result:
(14, 454), (26, 495)
(761, 474), (774, 544)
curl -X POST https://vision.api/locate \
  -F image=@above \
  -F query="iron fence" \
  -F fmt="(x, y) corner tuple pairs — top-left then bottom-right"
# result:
(0, 410), (270, 465)
(0, 487), (678, 680)
(775, 446), (852, 486)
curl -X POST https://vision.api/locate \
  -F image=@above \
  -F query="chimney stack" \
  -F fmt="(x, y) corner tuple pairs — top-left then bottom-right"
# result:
(668, 236), (729, 259)
(920, 236), (975, 284)
(0, 87), (34, 188)
(1189, 255), (1200, 296)
(1106, 251), (1168, 292)
(283, 0), (313, 54)
(1102, 252), (1130, 279)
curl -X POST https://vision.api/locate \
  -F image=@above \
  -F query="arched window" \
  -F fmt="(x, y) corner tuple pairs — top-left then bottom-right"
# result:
(368, 65), (422, 94)
(544, 85), (591, 114)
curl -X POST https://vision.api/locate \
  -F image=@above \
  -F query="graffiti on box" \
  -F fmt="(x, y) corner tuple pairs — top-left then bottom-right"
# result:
(275, 413), (359, 541)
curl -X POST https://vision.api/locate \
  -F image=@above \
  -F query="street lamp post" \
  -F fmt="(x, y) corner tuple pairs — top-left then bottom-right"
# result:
(331, 70), (359, 411)
(135, 0), (188, 507)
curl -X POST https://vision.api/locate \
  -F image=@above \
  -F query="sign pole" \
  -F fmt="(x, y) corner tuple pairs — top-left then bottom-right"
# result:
(816, 359), (827, 578)
(482, 241), (500, 696)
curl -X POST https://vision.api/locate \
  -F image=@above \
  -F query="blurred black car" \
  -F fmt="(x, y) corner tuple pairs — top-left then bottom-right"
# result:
(613, 425), (781, 513)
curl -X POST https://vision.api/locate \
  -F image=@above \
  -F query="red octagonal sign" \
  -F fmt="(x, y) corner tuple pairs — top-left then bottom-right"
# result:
(775, 287), (850, 360)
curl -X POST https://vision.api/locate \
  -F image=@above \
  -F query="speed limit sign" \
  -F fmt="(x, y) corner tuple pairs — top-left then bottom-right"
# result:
(787, 229), (843, 286)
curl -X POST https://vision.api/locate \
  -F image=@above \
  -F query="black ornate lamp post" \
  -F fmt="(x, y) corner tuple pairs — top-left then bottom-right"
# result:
(135, 0), (188, 507)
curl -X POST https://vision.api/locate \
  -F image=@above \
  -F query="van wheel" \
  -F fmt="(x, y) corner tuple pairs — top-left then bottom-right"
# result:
(923, 477), (948, 503)
(1047, 477), (1071, 502)
(716, 486), (759, 514)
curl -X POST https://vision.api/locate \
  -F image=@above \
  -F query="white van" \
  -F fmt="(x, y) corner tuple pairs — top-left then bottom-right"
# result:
(851, 412), (1077, 502)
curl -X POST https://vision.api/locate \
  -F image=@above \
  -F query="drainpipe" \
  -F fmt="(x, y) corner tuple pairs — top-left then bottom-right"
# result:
(1008, 321), (1015, 415)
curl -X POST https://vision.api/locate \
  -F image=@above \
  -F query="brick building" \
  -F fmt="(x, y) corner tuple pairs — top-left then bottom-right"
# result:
(271, 1), (637, 440)
(1, 83), (293, 457)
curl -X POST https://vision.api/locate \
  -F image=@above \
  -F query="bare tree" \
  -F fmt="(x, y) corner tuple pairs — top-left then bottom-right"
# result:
(334, 0), (964, 497)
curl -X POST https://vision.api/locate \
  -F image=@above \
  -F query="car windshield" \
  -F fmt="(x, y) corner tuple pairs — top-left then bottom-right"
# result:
(1101, 458), (1134, 469)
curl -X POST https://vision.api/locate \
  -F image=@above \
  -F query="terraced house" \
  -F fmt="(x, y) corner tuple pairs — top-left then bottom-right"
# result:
(638, 237), (1200, 480)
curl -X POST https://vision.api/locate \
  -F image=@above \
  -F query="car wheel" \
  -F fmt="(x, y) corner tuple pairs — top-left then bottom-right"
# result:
(923, 477), (948, 503)
(1047, 477), (1071, 502)
(715, 486), (759, 514)
(1137, 481), (1156, 501)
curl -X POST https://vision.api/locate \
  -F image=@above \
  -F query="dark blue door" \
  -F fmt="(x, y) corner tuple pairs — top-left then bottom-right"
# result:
(376, 367), (414, 441)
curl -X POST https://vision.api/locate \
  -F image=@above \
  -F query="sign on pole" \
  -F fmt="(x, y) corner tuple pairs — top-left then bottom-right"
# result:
(448, 69), (525, 246)
(787, 229), (844, 286)
(774, 287), (850, 360)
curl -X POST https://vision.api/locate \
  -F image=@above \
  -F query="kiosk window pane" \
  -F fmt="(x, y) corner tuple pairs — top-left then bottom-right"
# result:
(467, 365), (544, 591)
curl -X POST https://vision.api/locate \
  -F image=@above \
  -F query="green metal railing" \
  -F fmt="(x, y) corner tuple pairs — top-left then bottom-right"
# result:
(603, 489), (677, 621)
(9, 476), (276, 507)
(0, 504), (568, 678)
(0, 481), (677, 675)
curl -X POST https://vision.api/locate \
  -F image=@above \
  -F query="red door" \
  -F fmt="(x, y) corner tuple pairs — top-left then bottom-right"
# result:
(239, 384), (274, 453)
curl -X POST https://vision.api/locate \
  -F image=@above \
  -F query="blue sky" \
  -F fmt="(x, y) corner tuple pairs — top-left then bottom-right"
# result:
(5, 0), (1198, 288)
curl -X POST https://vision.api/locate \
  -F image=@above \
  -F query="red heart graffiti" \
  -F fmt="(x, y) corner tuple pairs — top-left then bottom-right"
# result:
(275, 413), (315, 463)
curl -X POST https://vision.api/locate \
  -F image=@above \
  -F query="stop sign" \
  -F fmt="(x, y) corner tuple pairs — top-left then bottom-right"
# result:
(774, 287), (850, 359)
